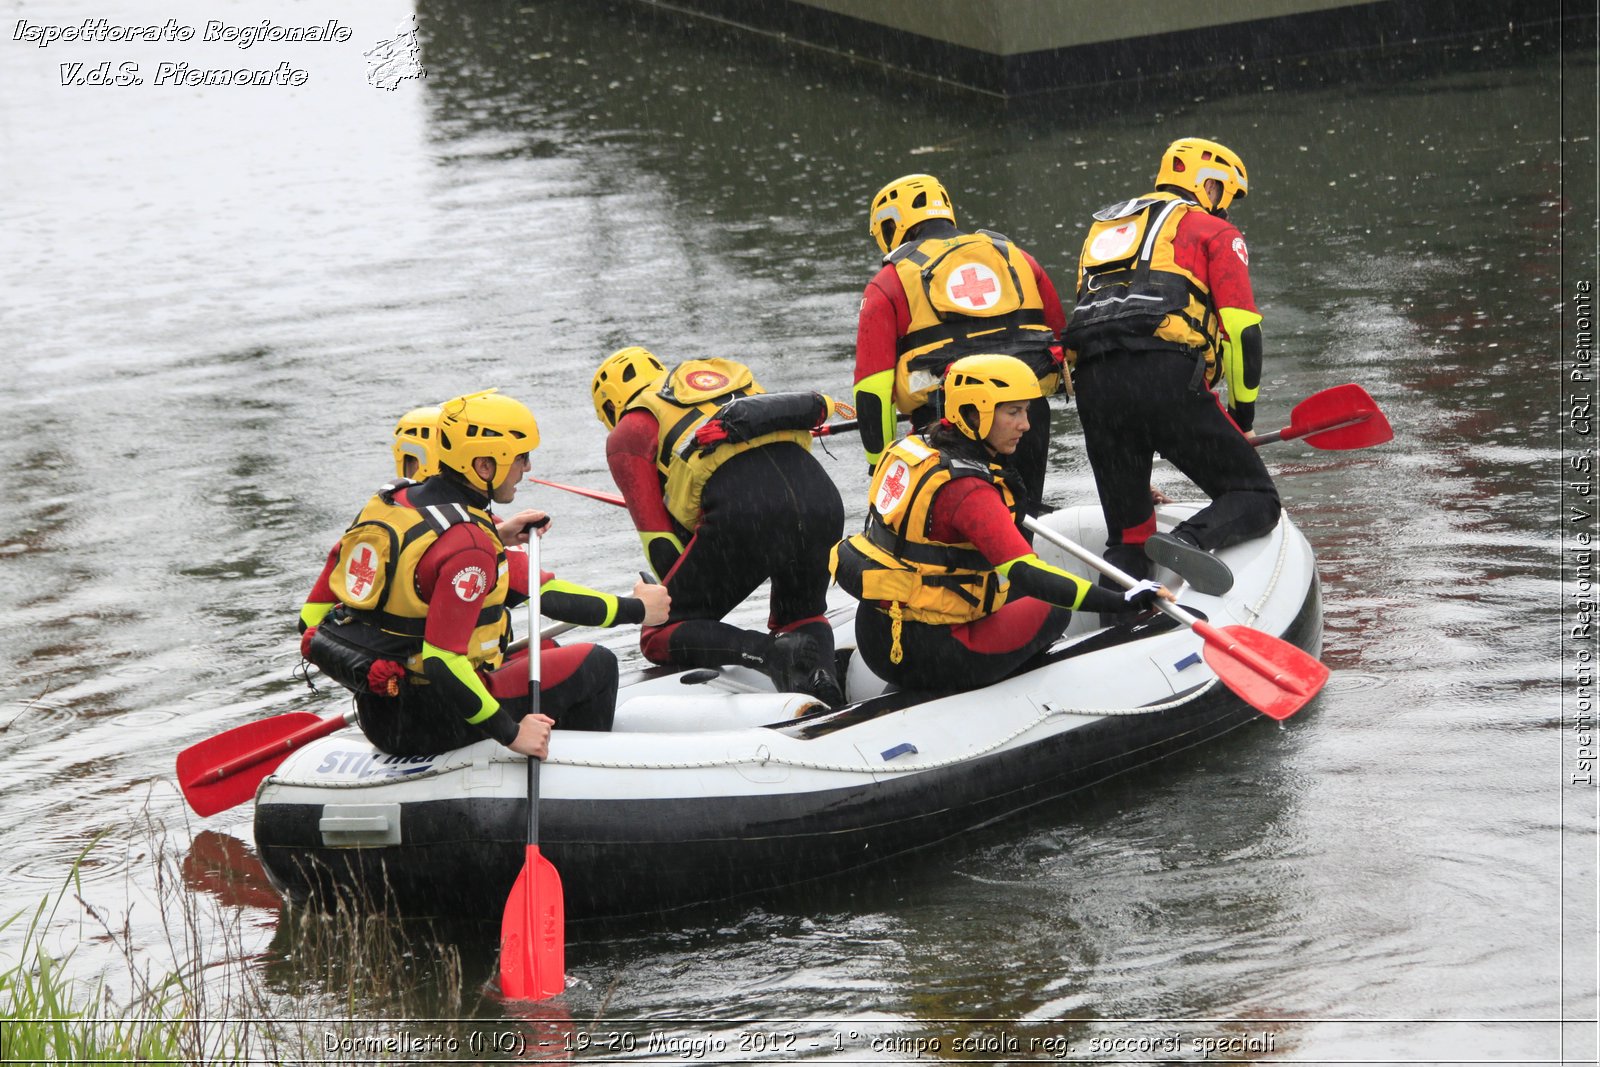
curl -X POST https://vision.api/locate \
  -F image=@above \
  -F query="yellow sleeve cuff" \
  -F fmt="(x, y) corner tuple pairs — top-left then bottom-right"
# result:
(995, 553), (1093, 609)
(544, 578), (621, 627)
(1217, 307), (1264, 406)
(299, 601), (334, 630)
(854, 369), (897, 467)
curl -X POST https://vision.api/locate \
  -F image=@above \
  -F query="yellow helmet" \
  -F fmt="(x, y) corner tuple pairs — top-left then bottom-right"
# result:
(943, 354), (1042, 441)
(868, 173), (956, 255)
(436, 389), (540, 493)
(1155, 138), (1248, 214)
(591, 346), (667, 430)
(391, 405), (440, 480)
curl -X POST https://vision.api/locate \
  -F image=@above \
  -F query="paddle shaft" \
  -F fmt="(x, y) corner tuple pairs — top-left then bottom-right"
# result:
(527, 476), (624, 506)
(190, 708), (355, 786)
(526, 532), (542, 840)
(506, 620), (576, 657)
(1023, 516), (1199, 630)
(1020, 516), (1313, 699)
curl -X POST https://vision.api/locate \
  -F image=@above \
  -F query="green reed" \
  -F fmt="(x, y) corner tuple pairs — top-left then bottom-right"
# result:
(1, 819), (487, 1065)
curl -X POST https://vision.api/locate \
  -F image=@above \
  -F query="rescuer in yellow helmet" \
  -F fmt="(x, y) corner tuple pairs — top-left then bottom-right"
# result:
(1063, 138), (1280, 596)
(832, 355), (1172, 690)
(298, 389), (669, 757)
(854, 173), (1069, 515)
(391, 405), (440, 481)
(594, 347), (847, 706)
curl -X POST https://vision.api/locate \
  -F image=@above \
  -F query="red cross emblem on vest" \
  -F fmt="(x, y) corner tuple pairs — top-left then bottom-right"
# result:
(948, 265), (999, 309)
(347, 545), (378, 598)
(876, 459), (910, 513)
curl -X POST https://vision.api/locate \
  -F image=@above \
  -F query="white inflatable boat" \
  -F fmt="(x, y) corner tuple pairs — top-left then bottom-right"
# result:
(252, 504), (1322, 917)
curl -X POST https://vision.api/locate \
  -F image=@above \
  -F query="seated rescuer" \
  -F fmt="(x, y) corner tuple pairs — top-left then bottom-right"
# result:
(853, 173), (1069, 513)
(299, 389), (670, 757)
(1064, 137), (1280, 595)
(832, 355), (1172, 692)
(593, 347), (847, 706)
(389, 403), (542, 545)
(391, 405), (440, 482)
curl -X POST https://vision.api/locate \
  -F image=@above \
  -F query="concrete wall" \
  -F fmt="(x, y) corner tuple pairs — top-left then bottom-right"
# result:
(792, 0), (1378, 56)
(623, 0), (1568, 97)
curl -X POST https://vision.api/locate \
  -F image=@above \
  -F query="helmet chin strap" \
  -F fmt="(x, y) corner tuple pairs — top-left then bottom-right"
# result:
(484, 460), (505, 499)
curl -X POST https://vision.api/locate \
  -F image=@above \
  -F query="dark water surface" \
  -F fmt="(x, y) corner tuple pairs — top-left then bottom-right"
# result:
(2, 0), (1595, 1061)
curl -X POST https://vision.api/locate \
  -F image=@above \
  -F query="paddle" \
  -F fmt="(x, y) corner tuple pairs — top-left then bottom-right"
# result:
(1021, 517), (1328, 721)
(499, 531), (565, 1001)
(1250, 383), (1393, 450)
(177, 610), (583, 819)
(813, 418), (862, 438)
(528, 475), (625, 507)
(177, 707), (358, 817)
(506, 620), (577, 656)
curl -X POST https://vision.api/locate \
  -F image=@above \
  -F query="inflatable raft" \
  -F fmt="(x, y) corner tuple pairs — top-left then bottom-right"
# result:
(252, 504), (1322, 917)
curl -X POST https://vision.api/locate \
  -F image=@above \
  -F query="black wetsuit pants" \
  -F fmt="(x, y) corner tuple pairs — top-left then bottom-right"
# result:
(855, 598), (1073, 692)
(641, 443), (845, 670)
(1074, 349), (1279, 575)
(357, 643), (619, 755)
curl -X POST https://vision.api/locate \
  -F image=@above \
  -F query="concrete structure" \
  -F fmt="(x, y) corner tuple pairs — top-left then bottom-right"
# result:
(621, 0), (1570, 97)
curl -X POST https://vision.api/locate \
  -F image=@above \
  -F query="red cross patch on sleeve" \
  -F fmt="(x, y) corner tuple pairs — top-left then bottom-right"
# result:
(450, 565), (489, 603)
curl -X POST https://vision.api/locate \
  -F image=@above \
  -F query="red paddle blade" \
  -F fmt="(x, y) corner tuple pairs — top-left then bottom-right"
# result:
(1197, 624), (1330, 721)
(499, 844), (565, 1000)
(176, 711), (325, 817)
(1286, 383), (1394, 450)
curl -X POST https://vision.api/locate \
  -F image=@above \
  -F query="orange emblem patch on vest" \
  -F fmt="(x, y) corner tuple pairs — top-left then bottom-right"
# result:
(684, 369), (730, 392)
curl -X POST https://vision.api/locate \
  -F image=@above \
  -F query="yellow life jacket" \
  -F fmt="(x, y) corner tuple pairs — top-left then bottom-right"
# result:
(324, 483), (511, 673)
(890, 230), (1060, 412)
(830, 434), (1020, 628)
(1065, 192), (1221, 382)
(626, 358), (814, 530)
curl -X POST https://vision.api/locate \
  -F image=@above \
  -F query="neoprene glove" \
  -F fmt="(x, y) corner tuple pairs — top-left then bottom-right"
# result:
(1120, 580), (1163, 614)
(1078, 581), (1162, 616)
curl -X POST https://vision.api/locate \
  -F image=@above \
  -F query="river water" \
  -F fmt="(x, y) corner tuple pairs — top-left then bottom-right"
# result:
(2, 0), (1595, 1062)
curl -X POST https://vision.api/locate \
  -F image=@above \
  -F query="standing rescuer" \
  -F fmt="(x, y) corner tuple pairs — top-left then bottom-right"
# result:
(854, 173), (1069, 514)
(1064, 138), (1281, 596)
(595, 348), (847, 706)
(832, 354), (1172, 691)
(299, 389), (669, 757)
